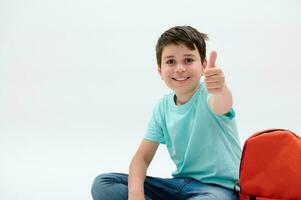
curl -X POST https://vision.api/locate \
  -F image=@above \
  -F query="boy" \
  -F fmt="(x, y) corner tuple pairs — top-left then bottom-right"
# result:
(91, 26), (241, 200)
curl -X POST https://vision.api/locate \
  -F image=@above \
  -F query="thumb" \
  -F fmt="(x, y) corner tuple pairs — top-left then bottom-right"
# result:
(208, 51), (217, 68)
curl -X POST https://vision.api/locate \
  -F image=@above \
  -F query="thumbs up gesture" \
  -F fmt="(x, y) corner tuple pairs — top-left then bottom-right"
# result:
(204, 51), (225, 94)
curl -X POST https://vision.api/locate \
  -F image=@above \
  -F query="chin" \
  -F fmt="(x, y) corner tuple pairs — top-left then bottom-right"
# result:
(172, 85), (192, 94)
(178, 83), (200, 94)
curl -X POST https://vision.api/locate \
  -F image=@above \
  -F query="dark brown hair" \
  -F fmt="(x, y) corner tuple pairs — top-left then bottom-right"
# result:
(156, 26), (208, 67)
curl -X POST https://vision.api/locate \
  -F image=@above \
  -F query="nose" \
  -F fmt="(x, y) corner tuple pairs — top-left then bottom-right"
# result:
(175, 63), (186, 73)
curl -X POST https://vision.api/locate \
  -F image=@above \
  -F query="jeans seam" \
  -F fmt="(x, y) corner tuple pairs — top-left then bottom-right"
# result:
(178, 178), (193, 192)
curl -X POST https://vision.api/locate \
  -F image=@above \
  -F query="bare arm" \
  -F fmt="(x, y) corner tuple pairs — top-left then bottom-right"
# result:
(208, 84), (233, 115)
(128, 139), (159, 200)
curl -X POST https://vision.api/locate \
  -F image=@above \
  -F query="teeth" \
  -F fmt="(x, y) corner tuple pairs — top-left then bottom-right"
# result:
(174, 77), (188, 81)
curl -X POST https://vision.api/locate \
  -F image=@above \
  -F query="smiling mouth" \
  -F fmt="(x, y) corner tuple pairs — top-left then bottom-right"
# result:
(172, 77), (190, 81)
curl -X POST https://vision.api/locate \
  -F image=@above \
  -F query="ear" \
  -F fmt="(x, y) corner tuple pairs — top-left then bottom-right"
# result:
(157, 66), (163, 79)
(202, 59), (208, 69)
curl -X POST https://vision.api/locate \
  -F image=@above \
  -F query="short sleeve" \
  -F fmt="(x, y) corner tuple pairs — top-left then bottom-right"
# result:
(144, 102), (166, 144)
(222, 107), (235, 119)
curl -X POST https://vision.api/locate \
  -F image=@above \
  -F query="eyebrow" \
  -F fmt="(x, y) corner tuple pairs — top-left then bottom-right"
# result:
(163, 54), (196, 59)
(184, 54), (196, 57)
(163, 55), (175, 59)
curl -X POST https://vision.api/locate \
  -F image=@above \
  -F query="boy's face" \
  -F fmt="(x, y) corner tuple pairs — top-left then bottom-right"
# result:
(158, 43), (206, 96)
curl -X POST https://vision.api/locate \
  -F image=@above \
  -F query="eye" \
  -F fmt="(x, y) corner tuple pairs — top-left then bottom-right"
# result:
(166, 59), (175, 65)
(184, 58), (194, 64)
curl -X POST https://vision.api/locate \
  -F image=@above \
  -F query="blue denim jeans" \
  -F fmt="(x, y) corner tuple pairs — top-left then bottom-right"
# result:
(91, 172), (238, 200)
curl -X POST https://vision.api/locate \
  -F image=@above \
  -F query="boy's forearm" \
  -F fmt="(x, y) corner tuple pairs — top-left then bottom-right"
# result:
(208, 84), (233, 115)
(128, 157), (148, 197)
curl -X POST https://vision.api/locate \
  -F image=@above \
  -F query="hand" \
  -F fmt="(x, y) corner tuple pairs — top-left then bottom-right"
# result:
(204, 51), (225, 94)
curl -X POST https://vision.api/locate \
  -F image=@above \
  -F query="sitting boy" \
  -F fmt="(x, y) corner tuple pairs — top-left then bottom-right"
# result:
(91, 25), (241, 200)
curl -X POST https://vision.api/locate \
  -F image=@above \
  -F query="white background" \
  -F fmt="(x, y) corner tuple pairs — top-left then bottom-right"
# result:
(0, 0), (300, 199)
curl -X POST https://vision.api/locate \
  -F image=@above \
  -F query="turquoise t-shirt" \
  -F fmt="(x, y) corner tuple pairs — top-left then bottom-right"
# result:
(144, 83), (241, 190)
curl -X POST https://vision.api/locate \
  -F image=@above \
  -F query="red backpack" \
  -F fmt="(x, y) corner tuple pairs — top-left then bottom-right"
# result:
(239, 129), (301, 200)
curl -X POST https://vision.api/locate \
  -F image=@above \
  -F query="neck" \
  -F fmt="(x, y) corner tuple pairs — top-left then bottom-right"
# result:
(175, 85), (200, 105)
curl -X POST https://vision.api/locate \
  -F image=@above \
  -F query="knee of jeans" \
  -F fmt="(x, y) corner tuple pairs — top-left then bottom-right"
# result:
(91, 173), (128, 200)
(91, 173), (114, 197)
